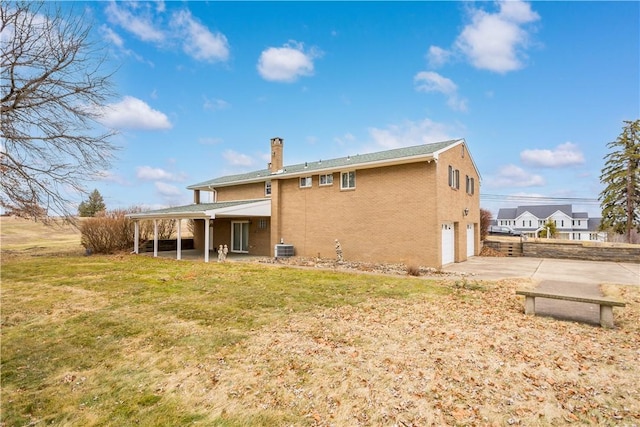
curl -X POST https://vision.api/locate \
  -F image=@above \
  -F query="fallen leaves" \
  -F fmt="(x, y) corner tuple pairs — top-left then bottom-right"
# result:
(190, 280), (640, 425)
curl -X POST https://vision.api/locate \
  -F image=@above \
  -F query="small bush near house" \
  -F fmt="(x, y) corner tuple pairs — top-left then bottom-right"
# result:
(406, 265), (421, 276)
(80, 209), (135, 254)
(80, 208), (177, 254)
(480, 208), (492, 240)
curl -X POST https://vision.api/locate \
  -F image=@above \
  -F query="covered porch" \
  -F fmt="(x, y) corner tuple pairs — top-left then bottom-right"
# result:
(140, 248), (268, 262)
(126, 199), (271, 262)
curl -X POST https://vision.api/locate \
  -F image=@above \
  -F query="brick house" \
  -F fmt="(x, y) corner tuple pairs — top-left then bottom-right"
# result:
(128, 137), (481, 268)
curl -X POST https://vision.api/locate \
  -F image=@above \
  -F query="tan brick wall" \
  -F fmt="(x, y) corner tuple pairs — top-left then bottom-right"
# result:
(273, 161), (440, 266)
(203, 141), (480, 268)
(435, 143), (481, 264)
(215, 182), (266, 201)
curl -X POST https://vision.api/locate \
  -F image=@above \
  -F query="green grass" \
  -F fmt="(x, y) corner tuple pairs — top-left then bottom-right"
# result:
(1, 254), (448, 426)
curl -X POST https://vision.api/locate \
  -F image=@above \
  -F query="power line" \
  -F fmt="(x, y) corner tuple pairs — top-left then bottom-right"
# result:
(481, 194), (600, 205)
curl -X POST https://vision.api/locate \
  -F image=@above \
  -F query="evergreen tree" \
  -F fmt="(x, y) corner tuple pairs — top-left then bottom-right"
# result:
(599, 120), (640, 242)
(78, 189), (106, 217)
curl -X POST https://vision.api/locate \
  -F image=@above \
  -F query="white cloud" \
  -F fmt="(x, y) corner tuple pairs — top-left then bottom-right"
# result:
(368, 118), (456, 150)
(414, 71), (457, 94)
(487, 164), (545, 188)
(427, 46), (452, 68)
(203, 97), (230, 111)
(334, 133), (356, 146)
(97, 96), (172, 130)
(414, 71), (468, 112)
(136, 166), (184, 182)
(198, 137), (223, 145)
(257, 41), (320, 82)
(96, 170), (129, 185)
(104, 2), (230, 63)
(105, 2), (165, 43)
(155, 181), (182, 197)
(171, 10), (229, 62)
(520, 142), (585, 168)
(455, 0), (539, 73)
(100, 25), (124, 47)
(222, 149), (254, 167)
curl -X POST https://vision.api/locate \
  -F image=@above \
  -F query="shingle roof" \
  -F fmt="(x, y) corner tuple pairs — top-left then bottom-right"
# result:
(497, 208), (517, 219)
(516, 205), (572, 219)
(126, 200), (264, 218)
(587, 218), (602, 232)
(188, 139), (463, 189)
(498, 204), (574, 219)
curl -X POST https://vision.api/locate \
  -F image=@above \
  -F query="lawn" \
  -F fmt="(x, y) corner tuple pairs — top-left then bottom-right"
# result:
(1, 218), (639, 426)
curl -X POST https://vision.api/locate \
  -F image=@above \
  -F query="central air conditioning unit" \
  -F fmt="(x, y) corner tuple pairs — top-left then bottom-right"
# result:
(274, 244), (294, 258)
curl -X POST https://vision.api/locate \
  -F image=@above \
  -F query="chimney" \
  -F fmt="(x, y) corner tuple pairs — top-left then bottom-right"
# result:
(270, 137), (283, 172)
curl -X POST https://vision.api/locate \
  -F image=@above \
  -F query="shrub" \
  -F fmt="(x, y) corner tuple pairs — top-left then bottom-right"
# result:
(80, 209), (135, 254)
(480, 208), (492, 241)
(80, 207), (177, 254)
(406, 265), (421, 276)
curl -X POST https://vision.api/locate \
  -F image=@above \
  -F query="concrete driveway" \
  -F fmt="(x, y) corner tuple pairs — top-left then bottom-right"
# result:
(442, 256), (639, 286)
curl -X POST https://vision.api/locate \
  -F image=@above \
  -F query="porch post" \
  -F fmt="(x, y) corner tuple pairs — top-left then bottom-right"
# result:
(204, 218), (210, 262)
(177, 219), (182, 260)
(153, 219), (158, 258)
(134, 221), (139, 254)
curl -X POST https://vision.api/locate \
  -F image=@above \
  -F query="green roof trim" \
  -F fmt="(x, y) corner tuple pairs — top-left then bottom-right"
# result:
(188, 139), (462, 189)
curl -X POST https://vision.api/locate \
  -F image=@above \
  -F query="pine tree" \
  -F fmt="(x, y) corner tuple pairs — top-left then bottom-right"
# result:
(599, 120), (640, 242)
(78, 189), (106, 217)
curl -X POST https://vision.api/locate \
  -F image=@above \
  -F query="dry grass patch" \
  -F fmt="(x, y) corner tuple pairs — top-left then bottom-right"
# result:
(2, 246), (638, 426)
(202, 280), (640, 426)
(1, 216), (83, 257)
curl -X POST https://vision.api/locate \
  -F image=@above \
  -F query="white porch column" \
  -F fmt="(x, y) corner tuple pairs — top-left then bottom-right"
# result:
(153, 219), (158, 257)
(177, 219), (182, 260)
(204, 218), (210, 262)
(134, 221), (139, 254)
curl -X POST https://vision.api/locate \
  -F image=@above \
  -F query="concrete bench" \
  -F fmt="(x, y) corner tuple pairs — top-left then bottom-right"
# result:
(515, 289), (626, 328)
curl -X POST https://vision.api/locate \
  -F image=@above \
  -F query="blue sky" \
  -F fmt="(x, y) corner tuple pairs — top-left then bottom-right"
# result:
(77, 1), (638, 216)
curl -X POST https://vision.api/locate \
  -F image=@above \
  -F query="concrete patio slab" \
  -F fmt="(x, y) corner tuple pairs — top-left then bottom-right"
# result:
(442, 256), (639, 286)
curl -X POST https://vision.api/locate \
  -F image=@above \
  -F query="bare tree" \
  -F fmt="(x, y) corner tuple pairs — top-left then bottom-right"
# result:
(1, 1), (116, 221)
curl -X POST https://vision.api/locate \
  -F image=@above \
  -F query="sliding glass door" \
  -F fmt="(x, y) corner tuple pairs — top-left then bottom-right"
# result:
(231, 221), (249, 253)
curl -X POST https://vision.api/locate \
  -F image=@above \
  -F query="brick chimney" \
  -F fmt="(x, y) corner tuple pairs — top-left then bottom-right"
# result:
(269, 137), (283, 172)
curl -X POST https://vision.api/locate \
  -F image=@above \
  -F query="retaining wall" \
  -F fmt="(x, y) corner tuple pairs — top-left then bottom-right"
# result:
(522, 240), (640, 263)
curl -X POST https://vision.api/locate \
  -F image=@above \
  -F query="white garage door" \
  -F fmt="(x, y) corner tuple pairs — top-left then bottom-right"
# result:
(466, 224), (475, 257)
(441, 223), (455, 265)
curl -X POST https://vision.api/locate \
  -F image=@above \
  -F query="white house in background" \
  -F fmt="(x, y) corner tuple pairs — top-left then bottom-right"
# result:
(496, 204), (606, 242)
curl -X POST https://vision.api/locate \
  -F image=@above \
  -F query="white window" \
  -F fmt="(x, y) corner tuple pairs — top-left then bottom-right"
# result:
(465, 175), (474, 195)
(319, 173), (333, 186)
(341, 171), (356, 189)
(265, 181), (271, 196)
(449, 166), (459, 189)
(299, 177), (312, 188)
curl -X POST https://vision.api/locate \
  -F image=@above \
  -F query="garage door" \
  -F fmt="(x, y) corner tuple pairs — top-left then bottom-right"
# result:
(466, 224), (475, 257)
(441, 223), (455, 265)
